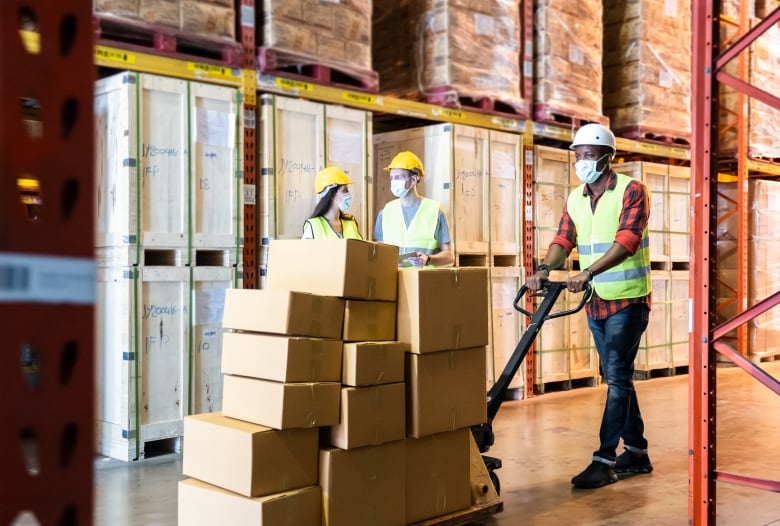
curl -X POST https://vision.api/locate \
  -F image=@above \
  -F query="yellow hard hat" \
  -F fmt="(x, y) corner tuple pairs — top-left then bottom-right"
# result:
(314, 166), (353, 193)
(384, 151), (425, 179)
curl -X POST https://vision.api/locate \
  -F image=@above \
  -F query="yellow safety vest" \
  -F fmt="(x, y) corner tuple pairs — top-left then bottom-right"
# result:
(566, 173), (651, 300)
(382, 198), (440, 255)
(305, 216), (362, 240)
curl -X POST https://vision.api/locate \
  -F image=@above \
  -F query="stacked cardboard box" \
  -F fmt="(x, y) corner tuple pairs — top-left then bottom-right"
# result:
(94, 0), (236, 40)
(747, 20), (780, 159)
(260, 0), (373, 74)
(603, 0), (691, 141)
(373, 0), (527, 114)
(534, 0), (604, 122)
(397, 267), (489, 523)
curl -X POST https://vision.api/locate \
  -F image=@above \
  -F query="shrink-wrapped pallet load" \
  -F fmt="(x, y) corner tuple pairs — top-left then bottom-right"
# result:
(603, 0), (691, 142)
(373, 0), (527, 114)
(533, 0), (604, 123)
(747, 21), (780, 159)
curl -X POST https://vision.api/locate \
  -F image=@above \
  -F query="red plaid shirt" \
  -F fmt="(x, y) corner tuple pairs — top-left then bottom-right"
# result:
(550, 171), (651, 320)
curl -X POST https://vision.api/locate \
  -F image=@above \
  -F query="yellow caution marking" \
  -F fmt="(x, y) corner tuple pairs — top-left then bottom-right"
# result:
(95, 46), (136, 64)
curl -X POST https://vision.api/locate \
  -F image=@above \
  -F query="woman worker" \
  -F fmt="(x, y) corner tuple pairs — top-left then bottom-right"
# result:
(301, 166), (362, 240)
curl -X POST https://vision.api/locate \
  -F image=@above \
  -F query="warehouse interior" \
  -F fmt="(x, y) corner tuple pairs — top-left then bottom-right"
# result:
(3, 1), (780, 525)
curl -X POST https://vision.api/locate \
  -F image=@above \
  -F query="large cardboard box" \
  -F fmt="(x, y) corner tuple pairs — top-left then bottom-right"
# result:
(342, 300), (396, 342)
(324, 383), (405, 449)
(222, 375), (341, 429)
(178, 479), (321, 526)
(267, 239), (399, 301)
(406, 347), (487, 438)
(405, 429), (471, 524)
(342, 341), (406, 386)
(397, 268), (489, 353)
(222, 288), (345, 339)
(182, 413), (318, 497)
(221, 332), (343, 382)
(320, 440), (406, 526)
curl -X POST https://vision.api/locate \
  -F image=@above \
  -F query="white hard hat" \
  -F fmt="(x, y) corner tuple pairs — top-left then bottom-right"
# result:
(570, 123), (616, 153)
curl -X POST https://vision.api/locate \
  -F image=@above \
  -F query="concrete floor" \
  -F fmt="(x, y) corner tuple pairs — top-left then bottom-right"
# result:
(94, 362), (780, 525)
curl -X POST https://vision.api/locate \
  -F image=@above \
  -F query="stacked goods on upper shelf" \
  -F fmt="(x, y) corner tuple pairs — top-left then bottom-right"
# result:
(373, 0), (528, 115)
(747, 19), (780, 159)
(534, 0), (605, 123)
(259, 0), (376, 90)
(603, 0), (692, 143)
(94, 0), (236, 40)
(748, 179), (780, 361)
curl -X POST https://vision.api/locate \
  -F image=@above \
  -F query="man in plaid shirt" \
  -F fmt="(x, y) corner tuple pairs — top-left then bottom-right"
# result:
(526, 123), (653, 489)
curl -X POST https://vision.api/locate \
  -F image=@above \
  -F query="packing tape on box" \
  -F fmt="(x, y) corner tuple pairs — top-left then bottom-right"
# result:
(368, 243), (378, 261)
(452, 326), (462, 349)
(306, 411), (317, 428)
(450, 408), (458, 431)
(367, 277), (376, 298)
(309, 360), (321, 382)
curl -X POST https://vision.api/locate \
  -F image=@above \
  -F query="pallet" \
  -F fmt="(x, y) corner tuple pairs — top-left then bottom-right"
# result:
(534, 375), (599, 395)
(423, 86), (530, 119)
(533, 103), (609, 128)
(634, 365), (688, 381)
(456, 253), (489, 267)
(258, 47), (379, 93)
(749, 352), (780, 365)
(614, 126), (691, 147)
(94, 14), (242, 68)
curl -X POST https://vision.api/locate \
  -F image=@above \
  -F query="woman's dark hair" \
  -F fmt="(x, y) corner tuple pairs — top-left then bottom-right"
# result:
(309, 184), (348, 219)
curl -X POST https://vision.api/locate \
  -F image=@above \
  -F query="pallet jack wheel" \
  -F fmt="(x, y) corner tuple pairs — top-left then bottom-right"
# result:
(489, 469), (501, 495)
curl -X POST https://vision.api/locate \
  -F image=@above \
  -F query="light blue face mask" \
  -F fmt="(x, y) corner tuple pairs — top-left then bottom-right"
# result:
(338, 192), (353, 212)
(574, 153), (610, 184)
(390, 179), (410, 198)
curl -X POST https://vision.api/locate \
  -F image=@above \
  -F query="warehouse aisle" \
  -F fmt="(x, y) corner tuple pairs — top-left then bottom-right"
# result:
(93, 362), (780, 526)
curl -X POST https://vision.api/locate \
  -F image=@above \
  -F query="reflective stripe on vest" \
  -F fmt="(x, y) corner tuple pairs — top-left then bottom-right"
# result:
(306, 216), (362, 240)
(382, 198), (439, 254)
(566, 173), (651, 300)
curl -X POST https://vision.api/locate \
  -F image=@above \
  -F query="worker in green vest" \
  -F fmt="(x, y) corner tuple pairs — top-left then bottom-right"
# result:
(373, 151), (453, 267)
(526, 123), (653, 489)
(301, 167), (362, 240)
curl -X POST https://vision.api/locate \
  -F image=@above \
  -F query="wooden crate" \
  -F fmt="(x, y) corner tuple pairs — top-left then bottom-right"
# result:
(533, 146), (573, 262)
(668, 166), (690, 262)
(637, 271), (672, 372)
(190, 81), (242, 249)
(489, 267), (524, 391)
(452, 125), (490, 254)
(257, 95), (372, 242)
(95, 265), (191, 461)
(191, 266), (236, 414)
(670, 270), (690, 367)
(489, 131), (522, 259)
(616, 161), (670, 263)
(534, 270), (571, 384)
(568, 307), (597, 379)
(371, 125), (454, 246)
(95, 72), (191, 255)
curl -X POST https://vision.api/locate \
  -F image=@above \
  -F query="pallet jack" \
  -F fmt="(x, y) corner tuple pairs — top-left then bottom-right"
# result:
(471, 280), (592, 495)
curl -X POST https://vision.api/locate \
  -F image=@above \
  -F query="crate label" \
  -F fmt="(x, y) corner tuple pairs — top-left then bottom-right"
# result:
(95, 46), (136, 64)
(195, 288), (227, 325)
(240, 5), (255, 27)
(188, 62), (239, 81)
(0, 253), (95, 304)
(342, 91), (375, 105)
(491, 116), (520, 131)
(244, 184), (257, 205)
(275, 78), (314, 92)
(195, 108), (235, 149)
(431, 107), (465, 120)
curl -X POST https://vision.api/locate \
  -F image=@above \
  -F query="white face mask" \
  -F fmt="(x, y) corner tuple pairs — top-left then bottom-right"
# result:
(338, 192), (353, 212)
(390, 179), (410, 198)
(574, 154), (610, 184)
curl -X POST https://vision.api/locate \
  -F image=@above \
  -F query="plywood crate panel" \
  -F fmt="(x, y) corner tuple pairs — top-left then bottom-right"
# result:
(668, 166), (690, 262)
(452, 125), (489, 254)
(534, 270), (571, 384)
(191, 266), (235, 414)
(616, 161), (670, 262)
(190, 82), (242, 249)
(94, 72), (190, 253)
(533, 146), (573, 263)
(490, 267), (524, 390)
(670, 270), (689, 367)
(637, 271), (671, 371)
(258, 95), (372, 244)
(489, 131), (522, 257)
(568, 307), (597, 379)
(371, 125), (454, 245)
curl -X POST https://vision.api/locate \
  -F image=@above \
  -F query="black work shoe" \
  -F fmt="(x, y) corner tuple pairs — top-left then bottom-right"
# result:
(571, 461), (618, 489)
(615, 450), (653, 475)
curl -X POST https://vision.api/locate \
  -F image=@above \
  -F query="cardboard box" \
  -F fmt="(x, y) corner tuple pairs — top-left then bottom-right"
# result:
(222, 375), (341, 429)
(324, 383), (405, 449)
(397, 268), (489, 353)
(343, 300), (396, 342)
(342, 341), (406, 386)
(320, 440), (406, 526)
(267, 239), (399, 301)
(178, 479), (321, 525)
(223, 288), (345, 339)
(182, 412), (318, 497)
(221, 332), (343, 382)
(406, 347), (487, 438)
(406, 429), (471, 524)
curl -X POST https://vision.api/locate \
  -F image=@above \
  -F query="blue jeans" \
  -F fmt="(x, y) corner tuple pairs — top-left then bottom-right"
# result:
(587, 303), (650, 464)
